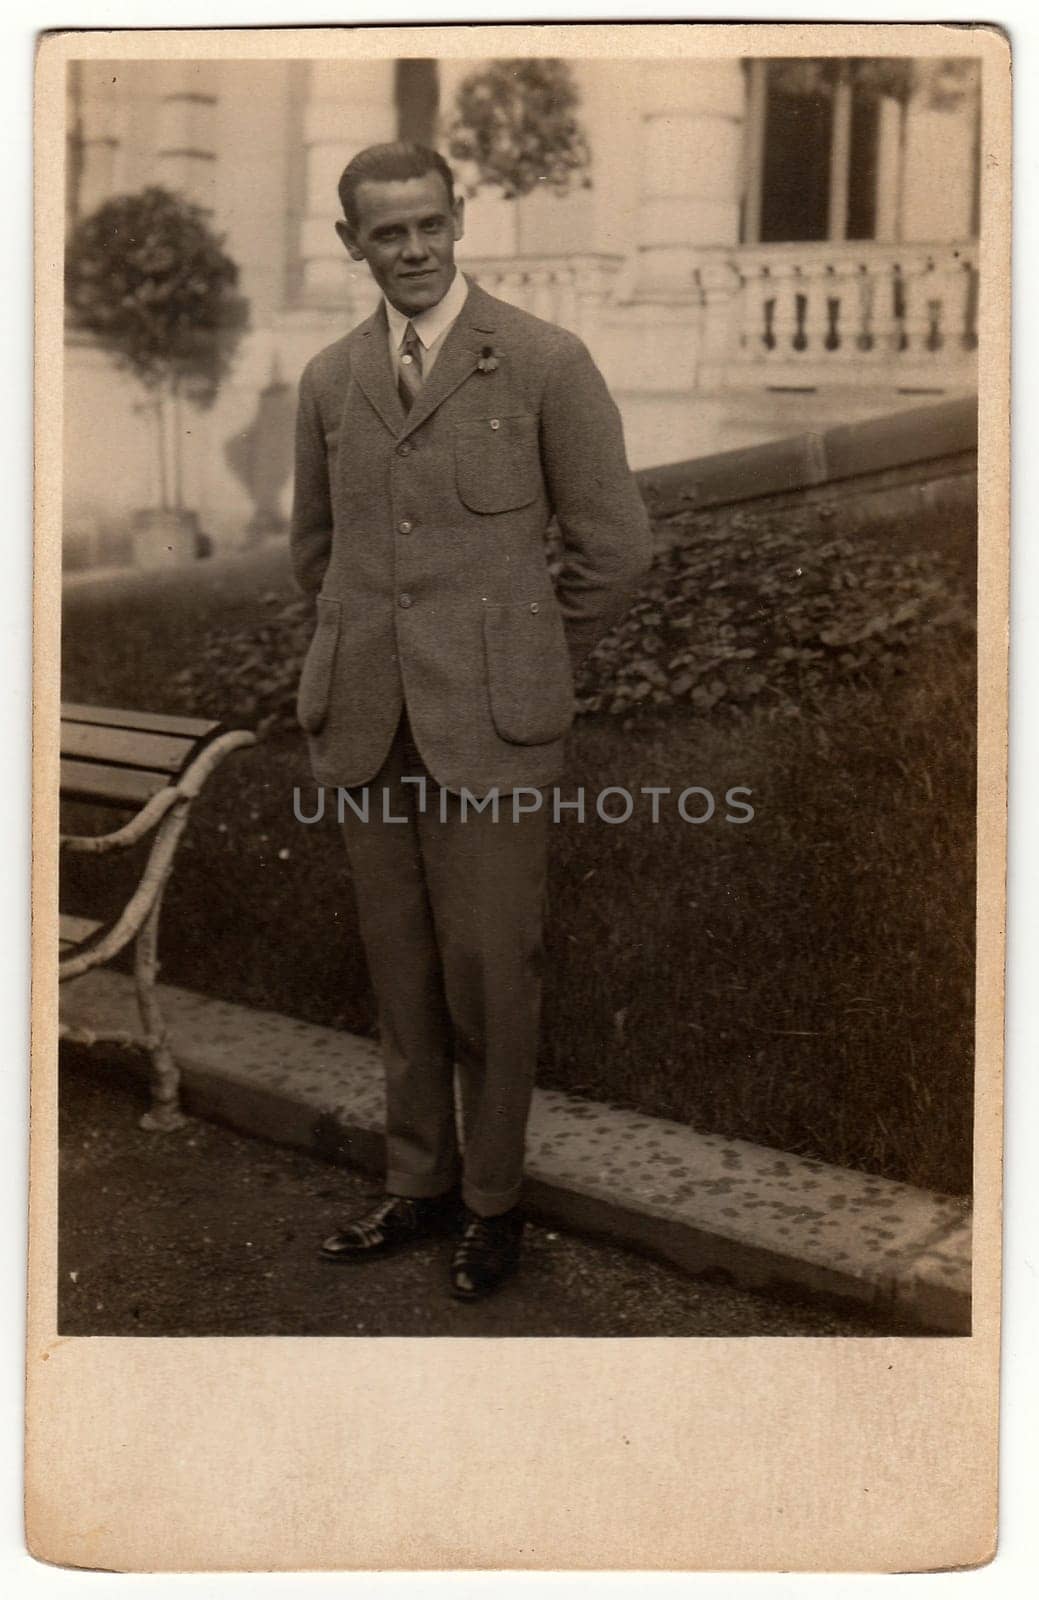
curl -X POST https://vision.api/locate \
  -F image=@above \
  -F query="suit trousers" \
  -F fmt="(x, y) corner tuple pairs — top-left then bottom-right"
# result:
(339, 710), (549, 1216)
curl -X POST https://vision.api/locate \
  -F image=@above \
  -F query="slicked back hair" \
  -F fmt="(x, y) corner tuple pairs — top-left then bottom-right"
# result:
(338, 142), (456, 228)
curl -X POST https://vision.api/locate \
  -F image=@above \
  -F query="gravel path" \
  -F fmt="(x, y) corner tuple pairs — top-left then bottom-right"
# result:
(58, 1052), (915, 1338)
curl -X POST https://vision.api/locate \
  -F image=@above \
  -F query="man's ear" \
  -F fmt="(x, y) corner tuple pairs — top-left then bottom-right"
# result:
(452, 195), (465, 243)
(335, 219), (366, 263)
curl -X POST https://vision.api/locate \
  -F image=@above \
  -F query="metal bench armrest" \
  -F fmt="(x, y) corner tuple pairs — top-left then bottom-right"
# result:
(59, 724), (258, 1133)
(177, 728), (257, 797)
(61, 786), (181, 855)
(59, 728), (257, 981)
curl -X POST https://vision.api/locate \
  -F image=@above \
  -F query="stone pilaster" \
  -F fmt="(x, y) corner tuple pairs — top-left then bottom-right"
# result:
(298, 59), (397, 309)
(635, 60), (746, 292)
(154, 62), (220, 210)
(873, 95), (904, 243)
(76, 60), (127, 217)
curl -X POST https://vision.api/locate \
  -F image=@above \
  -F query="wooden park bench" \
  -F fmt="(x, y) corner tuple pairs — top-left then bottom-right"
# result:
(59, 703), (256, 1131)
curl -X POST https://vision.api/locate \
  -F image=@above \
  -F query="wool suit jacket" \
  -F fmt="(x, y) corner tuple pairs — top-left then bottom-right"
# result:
(290, 277), (653, 796)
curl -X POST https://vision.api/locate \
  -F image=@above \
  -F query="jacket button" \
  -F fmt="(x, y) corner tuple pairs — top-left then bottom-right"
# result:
(398, 519), (413, 534)
(489, 419), (500, 430)
(398, 593), (412, 609)
(397, 443), (411, 456)
(530, 602), (539, 614)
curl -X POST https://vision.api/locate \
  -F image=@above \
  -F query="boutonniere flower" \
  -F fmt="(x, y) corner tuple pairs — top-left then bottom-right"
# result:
(476, 345), (500, 374)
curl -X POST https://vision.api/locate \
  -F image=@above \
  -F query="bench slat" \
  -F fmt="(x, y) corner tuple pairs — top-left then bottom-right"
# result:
(61, 722), (201, 776)
(59, 913), (104, 952)
(61, 703), (219, 739)
(60, 758), (173, 808)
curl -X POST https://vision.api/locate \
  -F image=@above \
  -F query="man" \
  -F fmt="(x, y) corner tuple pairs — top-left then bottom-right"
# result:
(290, 141), (651, 1300)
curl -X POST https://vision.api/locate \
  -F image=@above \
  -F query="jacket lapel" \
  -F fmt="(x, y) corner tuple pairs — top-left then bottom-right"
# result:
(349, 303), (406, 435)
(399, 279), (498, 439)
(347, 279), (501, 440)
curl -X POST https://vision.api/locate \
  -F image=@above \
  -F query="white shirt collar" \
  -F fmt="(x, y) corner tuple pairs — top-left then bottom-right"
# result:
(384, 268), (469, 351)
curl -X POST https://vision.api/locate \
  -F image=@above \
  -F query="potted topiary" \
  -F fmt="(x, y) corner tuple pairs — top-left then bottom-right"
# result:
(65, 185), (250, 567)
(445, 57), (592, 230)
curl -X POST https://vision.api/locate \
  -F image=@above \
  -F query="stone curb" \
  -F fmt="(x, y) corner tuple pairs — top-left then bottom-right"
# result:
(637, 393), (977, 518)
(59, 970), (972, 1334)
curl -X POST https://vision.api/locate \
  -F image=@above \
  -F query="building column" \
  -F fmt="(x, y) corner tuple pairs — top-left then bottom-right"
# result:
(899, 90), (976, 243)
(826, 68), (853, 242)
(741, 60), (768, 246)
(66, 60), (85, 227)
(153, 61), (220, 211)
(298, 59), (397, 306)
(635, 60), (746, 292)
(873, 94), (904, 242)
(572, 59), (641, 263)
(75, 60), (128, 218)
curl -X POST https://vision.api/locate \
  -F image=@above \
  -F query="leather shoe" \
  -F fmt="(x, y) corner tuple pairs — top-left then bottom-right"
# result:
(319, 1191), (459, 1261)
(450, 1206), (525, 1301)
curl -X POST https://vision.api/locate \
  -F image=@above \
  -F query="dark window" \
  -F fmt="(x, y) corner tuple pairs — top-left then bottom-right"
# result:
(846, 89), (879, 241)
(759, 76), (833, 243)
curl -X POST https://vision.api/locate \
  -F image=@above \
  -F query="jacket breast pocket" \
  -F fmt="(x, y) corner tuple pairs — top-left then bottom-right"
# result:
(296, 595), (341, 735)
(455, 414), (540, 514)
(482, 598), (575, 746)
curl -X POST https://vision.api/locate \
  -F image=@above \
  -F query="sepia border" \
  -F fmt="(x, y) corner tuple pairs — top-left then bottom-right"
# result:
(28, 20), (1010, 1572)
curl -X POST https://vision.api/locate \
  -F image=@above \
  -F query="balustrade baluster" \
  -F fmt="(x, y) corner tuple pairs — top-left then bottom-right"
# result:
(824, 297), (840, 352)
(529, 266), (556, 322)
(853, 262), (875, 353)
(504, 269), (527, 314)
(891, 262), (908, 353)
(962, 259), (979, 351)
(771, 264), (801, 356)
(870, 260), (899, 355)
(741, 265), (773, 356)
(932, 251), (974, 357)
(826, 259), (863, 356)
(801, 260), (833, 354)
(901, 254), (937, 357)
(555, 265), (579, 333)
(792, 289), (809, 351)
(580, 263), (614, 343)
(762, 295), (777, 352)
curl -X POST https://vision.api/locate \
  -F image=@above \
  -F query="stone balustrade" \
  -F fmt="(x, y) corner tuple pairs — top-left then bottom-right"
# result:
(458, 241), (977, 395)
(459, 252), (624, 339)
(693, 240), (978, 383)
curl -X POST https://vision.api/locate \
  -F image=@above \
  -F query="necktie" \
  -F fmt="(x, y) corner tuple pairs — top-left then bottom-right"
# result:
(397, 322), (424, 413)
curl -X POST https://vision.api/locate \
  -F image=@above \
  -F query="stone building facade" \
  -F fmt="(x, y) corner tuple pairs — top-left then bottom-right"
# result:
(64, 55), (980, 565)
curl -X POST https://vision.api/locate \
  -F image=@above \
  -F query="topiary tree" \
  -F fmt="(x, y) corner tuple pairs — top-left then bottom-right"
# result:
(446, 58), (592, 201)
(65, 185), (250, 519)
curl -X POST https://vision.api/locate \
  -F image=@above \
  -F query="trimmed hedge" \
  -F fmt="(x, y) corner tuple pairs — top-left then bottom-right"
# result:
(166, 500), (974, 734)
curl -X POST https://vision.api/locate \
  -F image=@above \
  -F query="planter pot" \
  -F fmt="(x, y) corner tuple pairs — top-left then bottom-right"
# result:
(131, 508), (205, 569)
(242, 509), (288, 547)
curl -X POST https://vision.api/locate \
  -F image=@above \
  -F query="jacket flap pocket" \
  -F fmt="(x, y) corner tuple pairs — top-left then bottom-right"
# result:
(297, 595), (341, 736)
(456, 414), (539, 514)
(482, 598), (575, 746)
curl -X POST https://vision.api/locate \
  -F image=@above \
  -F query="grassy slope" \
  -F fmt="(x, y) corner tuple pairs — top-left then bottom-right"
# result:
(61, 534), (976, 1194)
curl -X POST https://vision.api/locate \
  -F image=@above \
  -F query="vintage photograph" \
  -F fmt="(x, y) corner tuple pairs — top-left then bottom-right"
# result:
(54, 41), (982, 1342)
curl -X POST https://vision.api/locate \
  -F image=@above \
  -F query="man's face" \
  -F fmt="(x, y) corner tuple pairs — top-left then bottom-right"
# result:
(336, 172), (465, 318)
